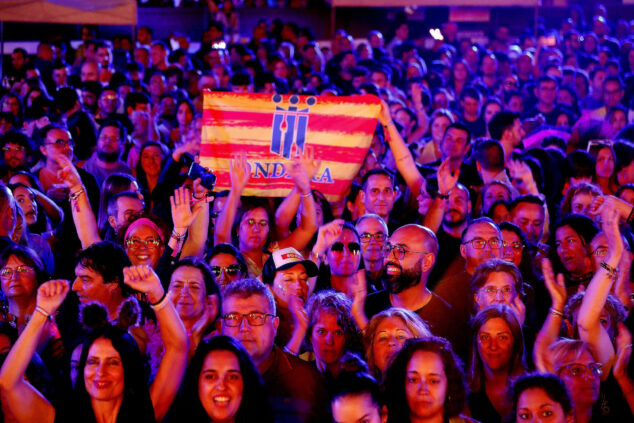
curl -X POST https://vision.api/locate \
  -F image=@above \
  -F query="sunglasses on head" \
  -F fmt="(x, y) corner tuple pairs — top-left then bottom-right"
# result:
(330, 242), (360, 254)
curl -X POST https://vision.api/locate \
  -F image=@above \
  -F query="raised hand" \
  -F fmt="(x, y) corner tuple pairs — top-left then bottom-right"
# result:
(509, 295), (526, 326)
(171, 186), (201, 231)
(288, 145), (321, 194)
(614, 323), (633, 382)
(602, 206), (624, 259)
(542, 258), (567, 311)
(229, 151), (250, 193)
(54, 154), (83, 191)
(590, 195), (633, 223)
(123, 265), (164, 304)
(314, 219), (345, 256)
(288, 294), (309, 333)
(36, 280), (70, 316)
(379, 100), (394, 127)
(191, 296), (219, 347)
(437, 157), (459, 195)
(508, 159), (538, 195)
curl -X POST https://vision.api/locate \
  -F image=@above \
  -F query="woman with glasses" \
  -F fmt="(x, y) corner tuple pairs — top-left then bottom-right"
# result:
(0, 245), (50, 332)
(548, 339), (602, 423)
(214, 152), (318, 278)
(468, 305), (526, 423)
(207, 243), (248, 288)
(470, 258), (526, 325)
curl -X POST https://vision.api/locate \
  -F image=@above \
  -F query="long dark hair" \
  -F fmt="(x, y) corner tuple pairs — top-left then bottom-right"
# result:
(384, 336), (467, 423)
(74, 325), (154, 423)
(185, 335), (274, 423)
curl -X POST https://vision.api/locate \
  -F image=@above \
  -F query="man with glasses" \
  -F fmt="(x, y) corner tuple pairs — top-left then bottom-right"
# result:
(355, 213), (388, 292)
(363, 224), (458, 351)
(220, 278), (327, 423)
(433, 217), (503, 358)
(37, 125), (100, 278)
(0, 130), (32, 182)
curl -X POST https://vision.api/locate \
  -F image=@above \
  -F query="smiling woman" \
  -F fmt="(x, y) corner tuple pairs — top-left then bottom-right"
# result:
(174, 335), (274, 423)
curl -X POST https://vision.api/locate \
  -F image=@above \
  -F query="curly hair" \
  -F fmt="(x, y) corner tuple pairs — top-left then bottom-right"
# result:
(560, 182), (602, 216)
(384, 336), (466, 422)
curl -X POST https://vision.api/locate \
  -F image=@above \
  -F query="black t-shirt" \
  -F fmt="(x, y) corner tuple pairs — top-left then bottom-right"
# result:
(428, 227), (464, 290)
(364, 289), (459, 350)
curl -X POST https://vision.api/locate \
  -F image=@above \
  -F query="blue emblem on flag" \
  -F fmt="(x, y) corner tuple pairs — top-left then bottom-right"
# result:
(270, 94), (316, 159)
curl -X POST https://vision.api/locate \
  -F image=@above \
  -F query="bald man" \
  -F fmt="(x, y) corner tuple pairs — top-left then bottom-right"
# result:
(364, 224), (457, 345)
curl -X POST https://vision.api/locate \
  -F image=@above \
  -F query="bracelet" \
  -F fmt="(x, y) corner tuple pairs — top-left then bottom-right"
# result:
(628, 207), (634, 225)
(171, 230), (186, 241)
(600, 261), (619, 279)
(549, 307), (565, 318)
(300, 191), (312, 198)
(436, 191), (450, 200)
(69, 188), (85, 201)
(150, 291), (169, 310)
(35, 306), (50, 318)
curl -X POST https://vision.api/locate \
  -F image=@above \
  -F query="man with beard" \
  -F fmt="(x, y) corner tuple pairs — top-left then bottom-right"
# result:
(363, 224), (457, 347)
(81, 120), (132, 186)
(427, 183), (471, 288)
(0, 131), (33, 182)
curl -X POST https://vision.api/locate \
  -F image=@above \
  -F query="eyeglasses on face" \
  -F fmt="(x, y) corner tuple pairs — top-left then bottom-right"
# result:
(221, 312), (275, 327)
(558, 362), (603, 379)
(481, 285), (516, 299)
(2, 146), (25, 153)
(359, 232), (387, 243)
(0, 265), (34, 279)
(211, 264), (242, 278)
(503, 241), (523, 251)
(592, 246), (608, 257)
(125, 237), (162, 250)
(330, 242), (361, 254)
(382, 243), (426, 260)
(243, 219), (269, 228)
(45, 138), (74, 148)
(463, 238), (503, 250)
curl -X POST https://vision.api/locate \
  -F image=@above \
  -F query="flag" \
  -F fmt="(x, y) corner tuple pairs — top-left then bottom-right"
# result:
(199, 91), (381, 202)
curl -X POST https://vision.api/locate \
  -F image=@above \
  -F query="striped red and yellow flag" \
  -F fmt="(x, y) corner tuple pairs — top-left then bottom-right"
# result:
(200, 91), (381, 202)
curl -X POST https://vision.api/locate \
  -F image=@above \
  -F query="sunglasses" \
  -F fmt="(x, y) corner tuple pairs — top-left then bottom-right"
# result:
(330, 242), (360, 254)
(211, 264), (242, 278)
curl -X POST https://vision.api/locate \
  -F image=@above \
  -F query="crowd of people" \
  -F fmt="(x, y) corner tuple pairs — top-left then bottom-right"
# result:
(2, 2), (634, 423)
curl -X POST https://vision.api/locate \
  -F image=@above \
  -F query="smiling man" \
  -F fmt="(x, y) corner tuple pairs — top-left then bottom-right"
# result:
(364, 224), (456, 349)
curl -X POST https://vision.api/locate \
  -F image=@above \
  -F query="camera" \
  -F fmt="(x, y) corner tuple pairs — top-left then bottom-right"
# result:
(188, 162), (217, 190)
